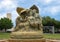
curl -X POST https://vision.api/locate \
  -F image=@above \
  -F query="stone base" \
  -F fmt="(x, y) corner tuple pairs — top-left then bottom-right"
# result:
(1, 39), (60, 42)
(8, 39), (46, 42)
(11, 31), (43, 39)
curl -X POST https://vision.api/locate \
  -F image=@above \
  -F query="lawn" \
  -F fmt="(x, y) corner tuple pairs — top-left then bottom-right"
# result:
(0, 32), (10, 39)
(0, 32), (60, 39)
(44, 33), (60, 39)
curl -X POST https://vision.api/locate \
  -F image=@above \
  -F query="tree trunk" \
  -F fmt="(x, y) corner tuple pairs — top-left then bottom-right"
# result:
(5, 28), (6, 32)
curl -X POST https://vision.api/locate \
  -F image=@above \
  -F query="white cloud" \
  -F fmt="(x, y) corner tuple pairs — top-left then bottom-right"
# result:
(50, 7), (58, 15)
(1, 0), (13, 6)
(0, 0), (18, 18)
(43, 6), (60, 15)
(35, 0), (53, 5)
(41, 0), (52, 4)
(0, 0), (17, 12)
(35, 0), (60, 6)
(49, 6), (60, 15)
(0, 14), (6, 19)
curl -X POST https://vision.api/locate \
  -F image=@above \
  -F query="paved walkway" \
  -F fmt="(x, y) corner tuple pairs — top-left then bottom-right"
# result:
(46, 39), (60, 42)
(0, 39), (60, 42)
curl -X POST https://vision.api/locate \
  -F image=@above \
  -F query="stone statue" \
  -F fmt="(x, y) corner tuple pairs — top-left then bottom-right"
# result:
(11, 5), (43, 39)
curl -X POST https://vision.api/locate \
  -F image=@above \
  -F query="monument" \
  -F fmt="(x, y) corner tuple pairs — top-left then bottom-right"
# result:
(9, 5), (45, 42)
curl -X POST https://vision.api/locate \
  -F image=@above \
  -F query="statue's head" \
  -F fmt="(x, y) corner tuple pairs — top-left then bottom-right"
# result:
(16, 5), (39, 19)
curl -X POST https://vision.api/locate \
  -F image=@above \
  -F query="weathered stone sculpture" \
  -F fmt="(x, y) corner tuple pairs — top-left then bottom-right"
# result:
(11, 5), (43, 39)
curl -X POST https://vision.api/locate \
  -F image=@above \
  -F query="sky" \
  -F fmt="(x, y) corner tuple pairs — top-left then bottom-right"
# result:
(0, 0), (60, 27)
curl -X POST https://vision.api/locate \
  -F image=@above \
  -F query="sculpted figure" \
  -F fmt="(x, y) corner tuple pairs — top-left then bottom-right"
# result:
(29, 5), (43, 31)
(15, 8), (29, 31)
(11, 5), (43, 39)
(14, 5), (43, 31)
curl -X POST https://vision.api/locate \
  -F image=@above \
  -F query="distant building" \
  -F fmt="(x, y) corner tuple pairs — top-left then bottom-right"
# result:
(7, 13), (11, 20)
(43, 26), (55, 34)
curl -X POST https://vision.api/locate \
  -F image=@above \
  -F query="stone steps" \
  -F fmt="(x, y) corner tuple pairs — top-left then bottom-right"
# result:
(0, 39), (60, 42)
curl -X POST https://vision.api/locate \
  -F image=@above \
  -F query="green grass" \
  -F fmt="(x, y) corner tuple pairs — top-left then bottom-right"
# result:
(0, 32), (60, 39)
(44, 33), (60, 39)
(0, 32), (10, 39)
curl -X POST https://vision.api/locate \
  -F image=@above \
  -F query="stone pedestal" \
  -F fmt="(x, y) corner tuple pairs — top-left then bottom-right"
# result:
(10, 31), (45, 42)
(11, 31), (43, 39)
(8, 39), (46, 42)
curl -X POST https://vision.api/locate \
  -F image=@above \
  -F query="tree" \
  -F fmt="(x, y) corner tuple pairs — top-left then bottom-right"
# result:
(42, 16), (60, 29)
(0, 18), (13, 32)
(42, 16), (53, 26)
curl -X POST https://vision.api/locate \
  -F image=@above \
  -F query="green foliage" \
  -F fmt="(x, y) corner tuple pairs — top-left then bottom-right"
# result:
(42, 16), (53, 26)
(0, 18), (13, 31)
(42, 16), (60, 29)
